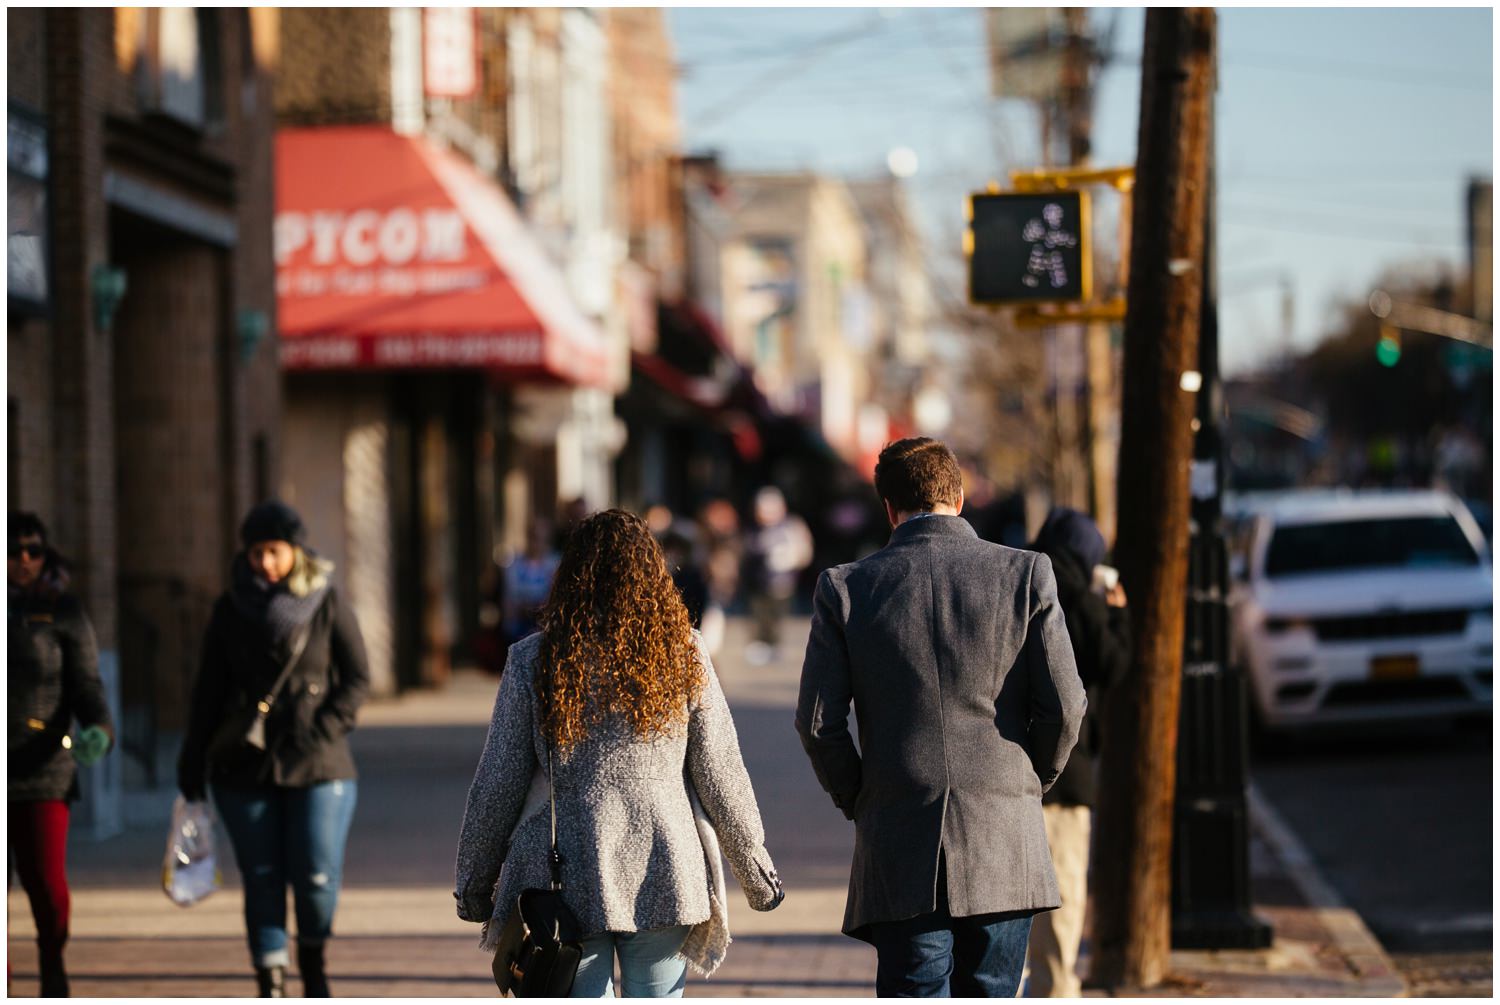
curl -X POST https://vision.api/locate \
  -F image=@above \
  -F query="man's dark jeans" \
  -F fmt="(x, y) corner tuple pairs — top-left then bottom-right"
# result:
(866, 860), (1035, 997)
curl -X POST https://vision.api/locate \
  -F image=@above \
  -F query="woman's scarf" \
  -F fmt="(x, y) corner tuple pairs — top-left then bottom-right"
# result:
(678, 783), (731, 977)
(9, 552), (70, 608)
(229, 552), (329, 650)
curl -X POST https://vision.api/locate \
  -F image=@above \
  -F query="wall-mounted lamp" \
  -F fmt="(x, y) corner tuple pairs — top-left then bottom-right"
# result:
(91, 265), (127, 333)
(237, 309), (270, 361)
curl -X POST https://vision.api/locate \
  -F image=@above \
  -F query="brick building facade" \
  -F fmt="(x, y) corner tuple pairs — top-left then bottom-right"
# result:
(270, 9), (628, 695)
(6, 8), (280, 820)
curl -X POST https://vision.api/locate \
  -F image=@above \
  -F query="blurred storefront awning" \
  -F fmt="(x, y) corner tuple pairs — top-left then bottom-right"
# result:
(274, 126), (611, 387)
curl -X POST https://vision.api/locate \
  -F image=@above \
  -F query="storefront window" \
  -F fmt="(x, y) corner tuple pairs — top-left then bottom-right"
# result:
(7, 109), (48, 309)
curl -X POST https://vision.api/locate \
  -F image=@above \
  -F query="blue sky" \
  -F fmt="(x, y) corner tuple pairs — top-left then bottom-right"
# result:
(667, 7), (1493, 375)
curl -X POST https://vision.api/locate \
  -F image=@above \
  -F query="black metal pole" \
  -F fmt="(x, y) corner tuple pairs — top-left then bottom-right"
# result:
(1169, 49), (1273, 952)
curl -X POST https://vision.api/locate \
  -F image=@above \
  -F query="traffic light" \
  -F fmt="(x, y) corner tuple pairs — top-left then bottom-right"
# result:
(1376, 323), (1402, 367)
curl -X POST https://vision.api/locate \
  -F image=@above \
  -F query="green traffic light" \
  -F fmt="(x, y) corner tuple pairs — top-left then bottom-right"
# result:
(1376, 335), (1401, 367)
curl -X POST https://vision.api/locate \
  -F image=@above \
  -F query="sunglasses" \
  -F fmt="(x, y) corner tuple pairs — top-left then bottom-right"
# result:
(9, 544), (44, 560)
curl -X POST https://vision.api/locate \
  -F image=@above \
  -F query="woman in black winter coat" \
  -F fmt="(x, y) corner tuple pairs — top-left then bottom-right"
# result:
(8, 512), (114, 997)
(178, 502), (370, 998)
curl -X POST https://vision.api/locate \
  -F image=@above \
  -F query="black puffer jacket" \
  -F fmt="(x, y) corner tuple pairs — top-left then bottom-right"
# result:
(1032, 539), (1131, 808)
(178, 579), (370, 795)
(9, 576), (113, 802)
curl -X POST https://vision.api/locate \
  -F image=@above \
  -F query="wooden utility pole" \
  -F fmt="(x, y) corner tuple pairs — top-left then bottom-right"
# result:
(1062, 7), (1093, 166)
(1089, 8), (1216, 991)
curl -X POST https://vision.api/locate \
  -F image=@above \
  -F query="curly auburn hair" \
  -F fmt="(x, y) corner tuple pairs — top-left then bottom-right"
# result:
(535, 509), (703, 751)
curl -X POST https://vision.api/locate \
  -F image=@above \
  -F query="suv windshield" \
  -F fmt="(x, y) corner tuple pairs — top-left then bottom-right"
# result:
(1264, 515), (1480, 578)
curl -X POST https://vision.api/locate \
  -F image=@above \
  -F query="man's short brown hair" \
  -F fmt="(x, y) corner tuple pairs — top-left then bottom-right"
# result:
(874, 437), (963, 513)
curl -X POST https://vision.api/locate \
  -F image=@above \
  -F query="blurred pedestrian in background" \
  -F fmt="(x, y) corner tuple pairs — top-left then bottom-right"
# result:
(642, 507), (709, 630)
(696, 499), (743, 657)
(177, 501), (370, 998)
(644, 503), (676, 539)
(474, 550), (509, 677)
(455, 510), (783, 997)
(553, 497), (591, 553)
(503, 519), (561, 650)
(742, 487), (813, 666)
(8, 512), (114, 997)
(1025, 507), (1131, 998)
(660, 526), (709, 629)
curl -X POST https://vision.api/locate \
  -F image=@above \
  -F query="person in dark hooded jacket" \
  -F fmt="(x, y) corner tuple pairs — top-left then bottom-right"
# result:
(1025, 507), (1131, 997)
(8, 512), (114, 997)
(178, 501), (369, 998)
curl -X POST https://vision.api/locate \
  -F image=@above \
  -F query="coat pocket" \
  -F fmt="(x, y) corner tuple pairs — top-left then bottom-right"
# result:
(291, 679), (327, 740)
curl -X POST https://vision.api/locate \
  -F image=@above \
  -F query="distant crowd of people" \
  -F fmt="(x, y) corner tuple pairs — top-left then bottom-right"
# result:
(11, 438), (1129, 998)
(476, 485), (818, 680)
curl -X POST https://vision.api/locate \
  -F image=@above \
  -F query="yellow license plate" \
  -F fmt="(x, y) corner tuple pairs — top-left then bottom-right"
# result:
(1370, 655), (1421, 680)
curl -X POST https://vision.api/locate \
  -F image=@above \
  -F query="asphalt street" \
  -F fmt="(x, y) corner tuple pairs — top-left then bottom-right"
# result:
(1251, 717), (1492, 995)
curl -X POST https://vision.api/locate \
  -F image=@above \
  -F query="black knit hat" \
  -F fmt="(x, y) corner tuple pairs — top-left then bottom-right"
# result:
(239, 500), (307, 549)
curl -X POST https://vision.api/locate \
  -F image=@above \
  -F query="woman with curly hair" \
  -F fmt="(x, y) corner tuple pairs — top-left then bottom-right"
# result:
(455, 509), (783, 998)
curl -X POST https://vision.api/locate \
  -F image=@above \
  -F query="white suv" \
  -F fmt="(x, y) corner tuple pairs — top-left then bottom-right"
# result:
(1229, 489), (1492, 729)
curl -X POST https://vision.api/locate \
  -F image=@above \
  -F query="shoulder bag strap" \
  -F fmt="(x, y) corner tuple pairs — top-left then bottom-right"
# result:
(256, 600), (321, 716)
(547, 743), (565, 891)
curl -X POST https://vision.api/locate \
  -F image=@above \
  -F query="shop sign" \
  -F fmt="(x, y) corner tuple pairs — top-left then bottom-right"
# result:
(424, 8), (478, 98)
(274, 207), (476, 297)
(282, 330), (546, 371)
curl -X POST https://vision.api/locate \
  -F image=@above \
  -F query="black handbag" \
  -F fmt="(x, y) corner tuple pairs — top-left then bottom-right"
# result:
(491, 746), (583, 997)
(205, 618), (315, 767)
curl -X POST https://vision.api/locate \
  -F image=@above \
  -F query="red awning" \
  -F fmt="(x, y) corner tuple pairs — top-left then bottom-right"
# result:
(275, 126), (612, 387)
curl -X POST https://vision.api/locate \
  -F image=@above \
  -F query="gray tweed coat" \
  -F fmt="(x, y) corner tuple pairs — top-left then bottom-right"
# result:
(454, 632), (781, 939)
(795, 515), (1086, 938)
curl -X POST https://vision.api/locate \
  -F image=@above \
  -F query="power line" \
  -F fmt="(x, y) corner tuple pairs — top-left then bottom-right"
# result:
(800, 32), (1493, 93)
(682, 72), (995, 110)
(683, 13), (893, 130)
(1228, 171), (1488, 188)
(1223, 193), (1474, 221)
(1221, 214), (1466, 249)
(1221, 47), (1490, 92)
(675, 8), (1491, 95)
(1102, 47), (1491, 92)
(1221, 197), (1471, 230)
(674, 8), (975, 70)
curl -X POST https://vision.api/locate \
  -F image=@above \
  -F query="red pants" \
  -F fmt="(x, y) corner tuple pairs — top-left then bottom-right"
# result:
(9, 799), (71, 961)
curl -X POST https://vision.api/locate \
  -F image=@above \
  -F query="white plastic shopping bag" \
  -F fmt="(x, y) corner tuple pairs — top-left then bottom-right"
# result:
(161, 795), (222, 907)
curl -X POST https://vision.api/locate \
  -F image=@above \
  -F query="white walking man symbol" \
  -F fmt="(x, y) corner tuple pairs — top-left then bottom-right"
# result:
(1021, 202), (1078, 290)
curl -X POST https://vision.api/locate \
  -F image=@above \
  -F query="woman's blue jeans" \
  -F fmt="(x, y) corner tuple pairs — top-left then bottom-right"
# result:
(212, 780), (358, 969)
(570, 925), (691, 998)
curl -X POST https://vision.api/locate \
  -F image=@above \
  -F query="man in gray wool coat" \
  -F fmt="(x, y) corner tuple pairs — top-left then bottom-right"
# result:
(795, 436), (1087, 997)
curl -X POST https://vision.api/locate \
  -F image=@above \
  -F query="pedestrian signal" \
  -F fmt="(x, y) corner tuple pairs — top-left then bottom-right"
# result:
(966, 191), (1091, 305)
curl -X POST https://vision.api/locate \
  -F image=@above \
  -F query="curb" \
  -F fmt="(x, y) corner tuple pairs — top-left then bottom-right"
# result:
(1246, 782), (1409, 997)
